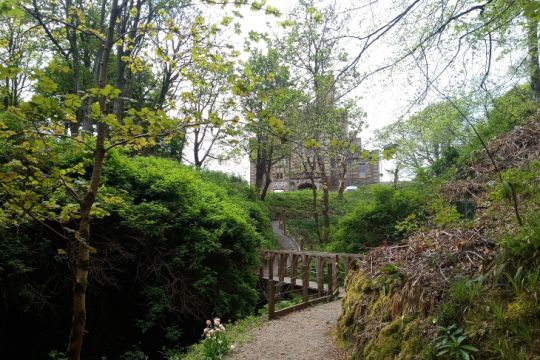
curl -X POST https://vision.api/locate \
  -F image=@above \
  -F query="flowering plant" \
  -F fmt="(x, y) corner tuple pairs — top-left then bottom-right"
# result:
(202, 318), (231, 360)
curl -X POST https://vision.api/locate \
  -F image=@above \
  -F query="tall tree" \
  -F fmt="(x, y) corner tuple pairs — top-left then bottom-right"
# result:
(183, 23), (238, 168)
(237, 48), (300, 200)
(0, 12), (42, 107)
(280, 0), (354, 243)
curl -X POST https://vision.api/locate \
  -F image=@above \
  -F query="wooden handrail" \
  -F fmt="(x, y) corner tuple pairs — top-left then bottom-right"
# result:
(261, 249), (362, 258)
(263, 249), (360, 320)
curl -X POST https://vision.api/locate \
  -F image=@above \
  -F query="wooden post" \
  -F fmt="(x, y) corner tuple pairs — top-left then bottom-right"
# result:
(268, 279), (276, 320)
(259, 253), (266, 279)
(291, 255), (297, 287)
(302, 255), (309, 303)
(344, 256), (350, 275)
(317, 256), (323, 296)
(333, 255), (339, 297)
(268, 253), (275, 280)
(327, 259), (334, 296)
(279, 254), (287, 283)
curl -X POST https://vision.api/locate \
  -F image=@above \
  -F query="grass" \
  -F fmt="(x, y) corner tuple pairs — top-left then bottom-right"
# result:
(450, 278), (483, 306)
(265, 186), (378, 220)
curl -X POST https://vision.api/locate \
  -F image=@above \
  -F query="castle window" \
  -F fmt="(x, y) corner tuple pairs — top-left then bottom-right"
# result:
(359, 163), (366, 178)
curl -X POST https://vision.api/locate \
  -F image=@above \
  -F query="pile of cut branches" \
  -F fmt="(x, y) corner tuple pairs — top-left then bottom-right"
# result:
(471, 111), (540, 177)
(351, 218), (497, 318)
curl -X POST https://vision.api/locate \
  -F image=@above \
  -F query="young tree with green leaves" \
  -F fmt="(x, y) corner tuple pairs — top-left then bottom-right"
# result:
(375, 101), (470, 176)
(182, 22), (240, 168)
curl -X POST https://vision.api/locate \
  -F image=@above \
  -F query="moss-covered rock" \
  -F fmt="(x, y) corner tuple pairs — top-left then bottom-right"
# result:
(334, 114), (540, 360)
(505, 293), (539, 322)
(337, 269), (435, 359)
(364, 318), (404, 359)
(338, 272), (373, 342)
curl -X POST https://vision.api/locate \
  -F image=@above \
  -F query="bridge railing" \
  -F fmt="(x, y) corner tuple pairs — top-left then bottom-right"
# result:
(260, 250), (362, 320)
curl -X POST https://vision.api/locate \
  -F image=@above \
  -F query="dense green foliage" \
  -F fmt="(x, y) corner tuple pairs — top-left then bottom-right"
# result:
(376, 86), (538, 182)
(0, 154), (274, 359)
(265, 187), (378, 249)
(1, 0), (539, 358)
(376, 100), (470, 174)
(331, 185), (429, 252)
(456, 85), (537, 167)
(264, 87), (537, 254)
(478, 86), (537, 143)
(265, 184), (428, 252)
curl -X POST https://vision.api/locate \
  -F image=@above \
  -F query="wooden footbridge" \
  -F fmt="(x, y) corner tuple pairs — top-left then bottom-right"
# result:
(259, 250), (362, 319)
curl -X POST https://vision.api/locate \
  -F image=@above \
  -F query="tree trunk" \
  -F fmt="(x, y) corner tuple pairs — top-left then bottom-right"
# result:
(259, 146), (274, 200)
(320, 182), (330, 243)
(67, 221), (89, 360)
(336, 158), (348, 199)
(527, 16), (540, 101)
(257, 142), (274, 200)
(316, 155), (330, 243)
(255, 166), (264, 194)
(66, 1), (120, 358)
(337, 180), (346, 199)
(393, 164), (400, 189)
(309, 175), (321, 242)
(260, 171), (272, 201)
(67, 126), (106, 360)
(65, 0), (81, 137)
(301, 154), (321, 243)
(253, 140), (265, 194)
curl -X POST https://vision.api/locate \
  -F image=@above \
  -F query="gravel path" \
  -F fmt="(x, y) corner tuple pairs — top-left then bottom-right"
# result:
(228, 300), (347, 360)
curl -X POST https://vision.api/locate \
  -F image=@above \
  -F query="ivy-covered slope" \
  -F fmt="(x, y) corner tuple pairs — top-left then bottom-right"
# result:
(337, 113), (540, 359)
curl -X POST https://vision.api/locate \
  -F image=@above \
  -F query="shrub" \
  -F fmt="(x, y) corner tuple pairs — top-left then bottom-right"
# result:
(0, 153), (273, 359)
(457, 85), (536, 166)
(431, 198), (462, 227)
(373, 264), (405, 296)
(332, 184), (428, 252)
(499, 215), (540, 265)
(478, 85), (536, 141)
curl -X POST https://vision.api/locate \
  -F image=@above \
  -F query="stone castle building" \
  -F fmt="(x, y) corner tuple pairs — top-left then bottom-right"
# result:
(249, 143), (381, 192)
(249, 77), (381, 192)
